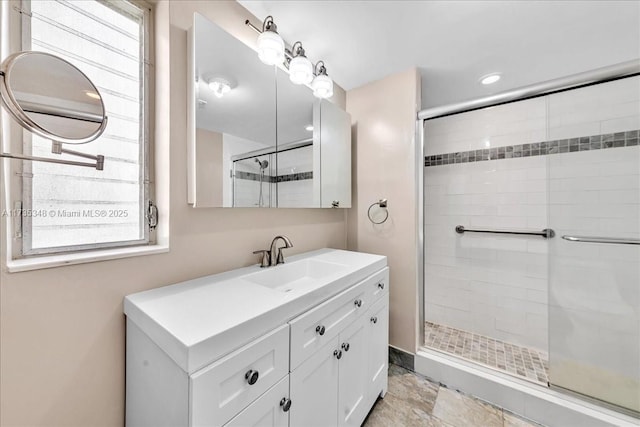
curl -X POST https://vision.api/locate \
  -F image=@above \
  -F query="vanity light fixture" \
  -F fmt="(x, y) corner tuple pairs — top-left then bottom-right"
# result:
(246, 16), (335, 98)
(209, 78), (232, 98)
(255, 16), (285, 66)
(289, 42), (313, 85)
(311, 61), (333, 99)
(480, 73), (501, 85)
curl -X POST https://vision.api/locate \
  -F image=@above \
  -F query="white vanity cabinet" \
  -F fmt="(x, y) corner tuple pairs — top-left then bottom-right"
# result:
(289, 272), (389, 427)
(124, 249), (388, 427)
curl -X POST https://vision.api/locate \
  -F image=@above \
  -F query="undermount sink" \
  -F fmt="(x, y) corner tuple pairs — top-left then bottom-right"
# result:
(244, 259), (349, 292)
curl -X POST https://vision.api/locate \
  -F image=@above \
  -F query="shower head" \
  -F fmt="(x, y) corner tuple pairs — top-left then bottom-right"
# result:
(255, 158), (269, 169)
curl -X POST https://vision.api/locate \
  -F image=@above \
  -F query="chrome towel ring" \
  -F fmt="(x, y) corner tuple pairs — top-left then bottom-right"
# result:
(367, 199), (389, 224)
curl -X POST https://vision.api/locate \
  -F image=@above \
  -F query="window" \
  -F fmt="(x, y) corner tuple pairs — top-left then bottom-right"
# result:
(17, 0), (154, 256)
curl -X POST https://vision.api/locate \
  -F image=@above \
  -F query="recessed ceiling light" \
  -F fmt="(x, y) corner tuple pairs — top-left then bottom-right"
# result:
(305, 125), (314, 131)
(480, 73), (501, 85)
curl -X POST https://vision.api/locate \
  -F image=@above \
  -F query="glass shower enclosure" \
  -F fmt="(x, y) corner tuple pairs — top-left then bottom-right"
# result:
(422, 74), (639, 415)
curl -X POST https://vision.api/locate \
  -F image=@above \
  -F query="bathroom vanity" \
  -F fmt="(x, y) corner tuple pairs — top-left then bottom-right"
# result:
(124, 249), (389, 426)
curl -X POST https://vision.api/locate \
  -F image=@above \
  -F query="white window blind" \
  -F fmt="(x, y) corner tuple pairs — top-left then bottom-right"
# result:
(21, 0), (151, 254)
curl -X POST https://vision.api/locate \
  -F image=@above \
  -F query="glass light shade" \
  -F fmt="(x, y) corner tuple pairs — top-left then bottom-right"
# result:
(311, 73), (334, 99)
(257, 31), (285, 65)
(289, 55), (313, 85)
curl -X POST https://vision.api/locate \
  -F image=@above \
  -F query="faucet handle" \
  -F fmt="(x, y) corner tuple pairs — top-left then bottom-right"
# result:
(253, 250), (270, 268)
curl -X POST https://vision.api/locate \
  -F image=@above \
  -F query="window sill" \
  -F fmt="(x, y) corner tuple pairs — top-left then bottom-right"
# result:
(6, 244), (170, 273)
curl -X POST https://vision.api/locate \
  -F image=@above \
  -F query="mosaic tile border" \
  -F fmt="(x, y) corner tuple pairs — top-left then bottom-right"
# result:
(276, 171), (313, 183)
(424, 129), (639, 167)
(424, 321), (549, 385)
(234, 171), (313, 182)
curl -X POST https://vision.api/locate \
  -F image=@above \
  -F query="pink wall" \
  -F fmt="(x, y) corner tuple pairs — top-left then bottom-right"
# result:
(0, 2), (347, 425)
(346, 68), (421, 353)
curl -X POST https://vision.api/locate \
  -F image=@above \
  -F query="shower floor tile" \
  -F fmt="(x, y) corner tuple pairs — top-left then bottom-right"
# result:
(424, 322), (549, 386)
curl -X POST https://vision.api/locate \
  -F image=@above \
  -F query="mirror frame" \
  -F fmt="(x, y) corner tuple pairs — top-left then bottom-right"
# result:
(0, 51), (108, 145)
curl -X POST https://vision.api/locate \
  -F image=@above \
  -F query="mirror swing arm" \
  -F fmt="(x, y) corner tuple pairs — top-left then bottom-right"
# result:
(0, 53), (107, 171)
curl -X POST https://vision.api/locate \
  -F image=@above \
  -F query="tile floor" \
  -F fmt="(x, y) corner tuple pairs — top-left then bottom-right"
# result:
(363, 364), (543, 427)
(424, 322), (549, 385)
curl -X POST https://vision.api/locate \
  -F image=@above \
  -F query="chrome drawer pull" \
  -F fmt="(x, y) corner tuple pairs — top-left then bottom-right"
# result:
(341, 342), (350, 352)
(245, 369), (259, 385)
(280, 397), (292, 412)
(333, 349), (342, 360)
(354, 299), (362, 308)
(370, 316), (378, 324)
(315, 325), (326, 336)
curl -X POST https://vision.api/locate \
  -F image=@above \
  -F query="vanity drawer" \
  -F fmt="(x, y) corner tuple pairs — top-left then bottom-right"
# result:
(190, 324), (289, 427)
(289, 269), (387, 370)
(369, 268), (389, 303)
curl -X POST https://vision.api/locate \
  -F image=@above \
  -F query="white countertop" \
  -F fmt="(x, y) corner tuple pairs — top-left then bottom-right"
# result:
(124, 248), (387, 373)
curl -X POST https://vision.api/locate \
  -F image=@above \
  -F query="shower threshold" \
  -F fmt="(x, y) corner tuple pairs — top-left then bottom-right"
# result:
(423, 321), (549, 386)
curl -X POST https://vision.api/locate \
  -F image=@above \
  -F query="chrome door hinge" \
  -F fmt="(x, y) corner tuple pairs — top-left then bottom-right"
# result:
(146, 200), (158, 230)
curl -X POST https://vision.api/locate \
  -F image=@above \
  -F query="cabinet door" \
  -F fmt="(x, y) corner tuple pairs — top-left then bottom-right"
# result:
(337, 316), (369, 427)
(366, 293), (389, 402)
(290, 336), (340, 427)
(224, 376), (290, 427)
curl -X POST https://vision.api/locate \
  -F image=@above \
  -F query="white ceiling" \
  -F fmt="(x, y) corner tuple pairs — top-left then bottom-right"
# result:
(239, 1), (640, 109)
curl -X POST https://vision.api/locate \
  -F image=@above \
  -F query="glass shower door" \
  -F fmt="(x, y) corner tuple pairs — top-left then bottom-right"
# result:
(547, 76), (640, 412)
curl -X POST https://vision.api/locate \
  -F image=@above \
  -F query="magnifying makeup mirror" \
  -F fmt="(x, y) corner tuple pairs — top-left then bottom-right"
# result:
(0, 51), (108, 170)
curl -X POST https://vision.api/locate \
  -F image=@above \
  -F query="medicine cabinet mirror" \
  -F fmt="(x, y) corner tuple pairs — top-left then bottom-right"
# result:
(187, 13), (351, 208)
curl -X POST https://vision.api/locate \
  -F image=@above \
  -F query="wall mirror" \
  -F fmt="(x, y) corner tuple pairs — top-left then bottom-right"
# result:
(0, 51), (107, 169)
(187, 13), (351, 208)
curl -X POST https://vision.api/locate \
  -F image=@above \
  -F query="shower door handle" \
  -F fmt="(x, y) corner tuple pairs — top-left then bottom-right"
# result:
(562, 235), (640, 245)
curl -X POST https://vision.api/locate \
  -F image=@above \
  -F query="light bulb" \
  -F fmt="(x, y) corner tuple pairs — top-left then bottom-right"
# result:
(312, 73), (333, 99)
(257, 31), (285, 66)
(289, 55), (313, 85)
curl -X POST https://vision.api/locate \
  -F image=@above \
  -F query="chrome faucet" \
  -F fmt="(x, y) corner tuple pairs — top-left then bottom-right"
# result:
(253, 235), (294, 268)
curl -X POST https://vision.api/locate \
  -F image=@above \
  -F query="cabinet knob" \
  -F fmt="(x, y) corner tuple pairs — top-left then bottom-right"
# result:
(316, 325), (326, 336)
(354, 299), (362, 308)
(280, 397), (292, 412)
(333, 349), (342, 360)
(370, 316), (378, 324)
(341, 342), (350, 352)
(378, 282), (385, 290)
(245, 369), (259, 385)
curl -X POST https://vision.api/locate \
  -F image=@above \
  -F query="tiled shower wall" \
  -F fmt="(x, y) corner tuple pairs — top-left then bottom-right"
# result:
(277, 145), (314, 208)
(423, 76), (640, 355)
(424, 153), (549, 351)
